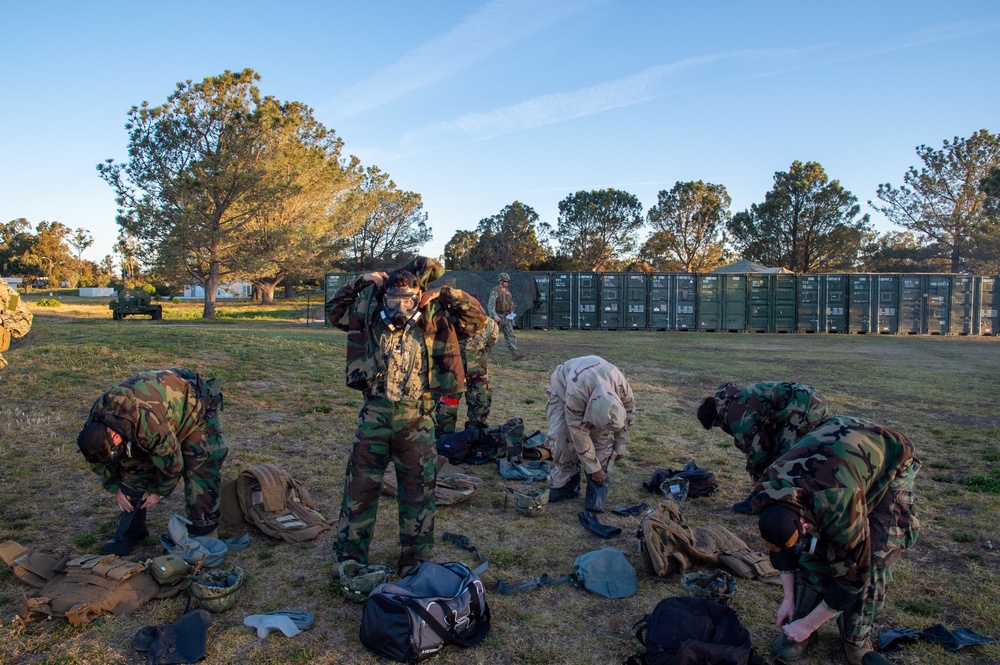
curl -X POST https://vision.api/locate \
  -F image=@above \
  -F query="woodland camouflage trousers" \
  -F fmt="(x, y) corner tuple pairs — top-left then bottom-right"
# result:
(335, 396), (437, 570)
(434, 358), (491, 434)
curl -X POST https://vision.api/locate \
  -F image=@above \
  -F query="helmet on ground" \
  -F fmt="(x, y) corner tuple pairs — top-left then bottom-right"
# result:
(189, 566), (245, 613)
(680, 570), (736, 605)
(514, 487), (549, 517)
(340, 560), (392, 602)
(498, 272), (511, 282)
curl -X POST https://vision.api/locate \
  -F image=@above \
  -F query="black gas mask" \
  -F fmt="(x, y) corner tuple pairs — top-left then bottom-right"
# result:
(381, 290), (421, 330)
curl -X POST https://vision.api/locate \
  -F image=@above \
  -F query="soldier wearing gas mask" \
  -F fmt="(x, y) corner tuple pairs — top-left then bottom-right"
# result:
(325, 257), (487, 575)
(752, 415), (920, 665)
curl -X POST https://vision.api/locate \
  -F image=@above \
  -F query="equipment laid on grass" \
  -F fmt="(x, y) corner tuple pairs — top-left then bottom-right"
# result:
(133, 609), (211, 665)
(234, 463), (333, 543)
(359, 561), (491, 662)
(642, 462), (718, 500)
(188, 566), (244, 613)
(340, 561), (393, 603)
(680, 570), (737, 605)
(497, 547), (636, 599)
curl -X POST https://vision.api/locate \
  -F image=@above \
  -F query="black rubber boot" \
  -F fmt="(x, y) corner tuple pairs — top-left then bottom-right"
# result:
(187, 522), (219, 539)
(584, 474), (608, 513)
(772, 581), (823, 661)
(548, 474), (581, 503)
(732, 493), (755, 514)
(102, 507), (148, 555)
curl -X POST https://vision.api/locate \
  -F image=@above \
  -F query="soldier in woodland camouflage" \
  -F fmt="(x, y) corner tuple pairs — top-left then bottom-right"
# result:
(0, 281), (33, 370)
(326, 257), (486, 574)
(488, 272), (524, 360)
(752, 415), (920, 665)
(76, 368), (227, 554)
(698, 381), (829, 513)
(435, 315), (499, 435)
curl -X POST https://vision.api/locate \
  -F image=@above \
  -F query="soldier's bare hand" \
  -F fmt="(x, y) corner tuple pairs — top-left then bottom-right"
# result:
(419, 287), (442, 307)
(776, 598), (795, 627)
(115, 489), (134, 512)
(782, 619), (813, 643)
(589, 469), (606, 486)
(140, 493), (161, 509)
(363, 272), (387, 289)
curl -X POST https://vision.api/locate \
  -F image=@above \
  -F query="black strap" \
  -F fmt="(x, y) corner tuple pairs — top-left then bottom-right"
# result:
(399, 587), (490, 649)
(441, 532), (488, 575)
(496, 573), (574, 595)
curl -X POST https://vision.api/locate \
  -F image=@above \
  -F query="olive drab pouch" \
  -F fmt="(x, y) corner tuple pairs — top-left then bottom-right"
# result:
(21, 554), (159, 625)
(150, 554), (191, 586)
(236, 463), (333, 543)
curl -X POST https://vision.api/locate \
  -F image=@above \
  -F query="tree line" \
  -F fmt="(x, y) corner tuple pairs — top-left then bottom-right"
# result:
(3, 66), (997, 319)
(446, 130), (1000, 276)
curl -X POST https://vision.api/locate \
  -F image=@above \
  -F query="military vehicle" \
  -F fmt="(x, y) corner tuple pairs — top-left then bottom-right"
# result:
(110, 288), (162, 320)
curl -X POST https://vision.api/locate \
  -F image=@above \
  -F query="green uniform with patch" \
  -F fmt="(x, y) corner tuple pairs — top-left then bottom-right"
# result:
(752, 415), (920, 648)
(85, 368), (227, 530)
(326, 257), (487, 570)
(713, 381), (829, 481)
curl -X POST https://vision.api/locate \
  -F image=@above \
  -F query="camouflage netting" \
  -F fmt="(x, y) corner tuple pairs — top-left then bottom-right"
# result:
(430, 271), (541, 317)
(0, 282), (33, 370)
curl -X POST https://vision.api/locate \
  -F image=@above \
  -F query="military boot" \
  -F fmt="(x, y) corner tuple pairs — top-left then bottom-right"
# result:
(838, 613), (881, 665)
(511, 350), (526, 361)
(187, 522), (219, 540)
(548, 474), (581, 503)
(101, 507), (149, 555)
(772, 581), (823, 661)
(732, 493), (755, 514)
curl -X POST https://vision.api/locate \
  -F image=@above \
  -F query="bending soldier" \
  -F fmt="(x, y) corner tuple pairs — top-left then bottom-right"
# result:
(435, 313), (499, 436)
(752, 415), (920, 665)
(487, 272), (525, 361)
(76, 368), (227, 554)
(546, 355), (635, 512)
(325, 257), (487, 575)
(697, 381), (829, 513)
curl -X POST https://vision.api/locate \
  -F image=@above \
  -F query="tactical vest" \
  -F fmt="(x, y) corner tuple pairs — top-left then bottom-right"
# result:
(494, 289), (514, 315)
(637, 501), (777, 581)
(235, 463), (333, 543)
(21, 554), (160, 625)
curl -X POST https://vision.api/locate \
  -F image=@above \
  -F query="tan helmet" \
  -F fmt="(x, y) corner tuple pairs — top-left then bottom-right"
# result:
(498, 272), (511, 282)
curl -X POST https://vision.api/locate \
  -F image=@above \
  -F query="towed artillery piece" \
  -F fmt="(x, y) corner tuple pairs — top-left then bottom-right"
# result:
(109, 288), (162, 320)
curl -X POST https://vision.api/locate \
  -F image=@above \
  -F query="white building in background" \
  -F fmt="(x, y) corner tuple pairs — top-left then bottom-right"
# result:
(183, 281), (252, 299)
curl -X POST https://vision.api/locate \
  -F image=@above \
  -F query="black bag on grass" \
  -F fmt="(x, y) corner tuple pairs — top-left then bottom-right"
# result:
(624, 596), (766, 665)
(435, 429), (475, 465)
(464, 428), (504, 465)
(643, 462), (718, 499)
(360, 561), (491, 663)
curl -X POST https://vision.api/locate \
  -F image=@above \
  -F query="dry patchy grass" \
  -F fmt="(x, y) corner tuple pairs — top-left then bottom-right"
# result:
(1, 299), (999, 664)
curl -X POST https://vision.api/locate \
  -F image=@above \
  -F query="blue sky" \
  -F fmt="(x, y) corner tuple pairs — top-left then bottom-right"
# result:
(3, 1), (998, 265)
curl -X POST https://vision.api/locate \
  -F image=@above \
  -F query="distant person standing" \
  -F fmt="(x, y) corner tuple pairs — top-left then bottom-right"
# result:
(488, 272), (525, 361)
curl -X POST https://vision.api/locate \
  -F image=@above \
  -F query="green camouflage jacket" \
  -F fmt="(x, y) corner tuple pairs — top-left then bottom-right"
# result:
(752, 415), (919, 611)
(86, 368), (209, 497)
(325, 257), (487, 398)
(713, 381), (829, 480)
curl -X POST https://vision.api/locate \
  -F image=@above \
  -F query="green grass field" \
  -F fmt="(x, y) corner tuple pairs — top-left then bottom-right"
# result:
(1, 294), (999, 664)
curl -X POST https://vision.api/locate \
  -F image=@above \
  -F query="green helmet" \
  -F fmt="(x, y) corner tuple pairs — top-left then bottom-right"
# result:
(498, 272), (511, 282)
(339, 560), (392, 602)
(680, 570), (736, 605)
(514, 487), (549, 517)
(189, 566), (245, 613)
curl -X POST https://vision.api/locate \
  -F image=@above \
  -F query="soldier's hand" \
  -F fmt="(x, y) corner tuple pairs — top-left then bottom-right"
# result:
(363, 272), (387, 289)
(140, 493), (161, 509)
(782, 619), (814, 644)
(493, 315), (502, 322)
(419, 287), (442, 307)
(614, 452), (625, 461)
(589, 469), (607, 486)
(115, 489), (135, 512)
(776, 598), (795, 627)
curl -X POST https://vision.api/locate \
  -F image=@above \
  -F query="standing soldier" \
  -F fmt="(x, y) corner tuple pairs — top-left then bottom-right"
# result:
(546, 355), (635, 512)
(76, 368), (227, 554)
(435, 314), (500, 436)
(697, 381), (829, 513)
(488, 272), (525, 361)
(0, 281), (33, 370)
(752, 415), (919, 665)
(326, 257), (486, 575)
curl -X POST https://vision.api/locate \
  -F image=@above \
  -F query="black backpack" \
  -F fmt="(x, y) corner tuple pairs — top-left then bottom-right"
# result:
(359, 561), (491, 663)
(435, 429), (476, 465)
(624, 596), (767, 665)
(643, 462), (718, 498)
(464, 428), (504, 465)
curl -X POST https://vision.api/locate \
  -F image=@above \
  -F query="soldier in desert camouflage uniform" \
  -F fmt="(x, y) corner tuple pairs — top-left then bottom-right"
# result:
(751, 415), (920, 665)
(326, 257), (487, 574)
(435, 315), (499, 436)
(76, 368), (227, 554)
(0, 281), (33, 370)
(698, 381), (829, 513)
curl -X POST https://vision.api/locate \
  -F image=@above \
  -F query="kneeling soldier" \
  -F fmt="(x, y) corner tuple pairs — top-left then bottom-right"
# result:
(76, 368), (227, 554)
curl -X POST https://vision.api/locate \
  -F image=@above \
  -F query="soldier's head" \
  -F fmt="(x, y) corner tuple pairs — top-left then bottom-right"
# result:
(588, 392), (626, 431)
(382, 269), (421, 329)
(696, 397), (720, 430)
(77, 421), (126, 464)
(759, 504), (814, 569)
(498, 272), (510, 284)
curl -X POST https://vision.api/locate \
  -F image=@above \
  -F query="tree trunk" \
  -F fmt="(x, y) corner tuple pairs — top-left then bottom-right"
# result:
(251, 284), (262, 302)
(260, 282), (276, 305)
(284, 280), (295, 299)
(202, 262), (219, 319)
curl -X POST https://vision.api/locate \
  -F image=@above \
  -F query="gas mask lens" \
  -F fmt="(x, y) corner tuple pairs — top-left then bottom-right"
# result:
(383, 292), (419, 328)
(384, 295), (416, 310)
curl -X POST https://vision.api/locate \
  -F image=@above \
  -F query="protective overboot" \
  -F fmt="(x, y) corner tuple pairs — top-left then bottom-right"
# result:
(584, 474), (608, 513)
(861, 651), (892, 665)
(772, 581), (823, 660)
(102, 507), (149, 555)
(548, 474), (580, 503)
(732, 493), (755, 514)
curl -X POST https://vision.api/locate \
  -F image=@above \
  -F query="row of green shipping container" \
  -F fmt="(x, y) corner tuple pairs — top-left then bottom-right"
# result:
(325, 272), (1000, 335)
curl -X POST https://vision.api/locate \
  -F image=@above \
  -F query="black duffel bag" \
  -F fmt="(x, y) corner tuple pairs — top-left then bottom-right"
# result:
(360, 561), (491, 663)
